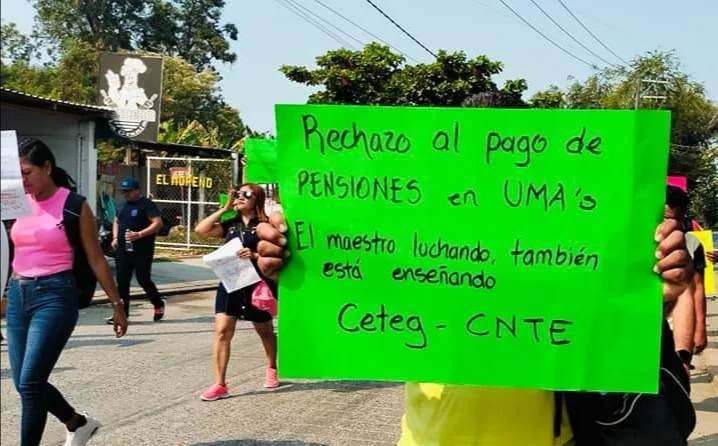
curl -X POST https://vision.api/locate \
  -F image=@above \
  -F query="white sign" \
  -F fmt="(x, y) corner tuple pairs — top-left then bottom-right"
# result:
(1, 131), (31, 221)
(98, 53), (163, 141)
(203, 238), (261, 293)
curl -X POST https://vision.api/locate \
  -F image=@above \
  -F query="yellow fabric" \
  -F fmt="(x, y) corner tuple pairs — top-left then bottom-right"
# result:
(399, 383), (574, 446)
(690, 230), (715, 295)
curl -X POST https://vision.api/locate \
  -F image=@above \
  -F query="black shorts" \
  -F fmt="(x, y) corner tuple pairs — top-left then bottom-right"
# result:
(214, 283), (272, 323)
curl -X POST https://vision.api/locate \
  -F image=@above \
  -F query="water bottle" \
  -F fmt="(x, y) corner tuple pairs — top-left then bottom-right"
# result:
(125, 229), (134, 252)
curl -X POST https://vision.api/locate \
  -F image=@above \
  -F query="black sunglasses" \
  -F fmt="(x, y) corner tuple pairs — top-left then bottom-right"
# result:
(236, 190), (254, 199)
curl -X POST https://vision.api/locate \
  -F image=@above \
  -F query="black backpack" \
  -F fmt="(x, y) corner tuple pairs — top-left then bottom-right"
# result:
(62, 192), (98, 309)
(561, 320), (695, 446)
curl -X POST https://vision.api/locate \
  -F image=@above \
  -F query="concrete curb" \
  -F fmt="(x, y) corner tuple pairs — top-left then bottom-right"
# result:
(92, 280), (218, 306)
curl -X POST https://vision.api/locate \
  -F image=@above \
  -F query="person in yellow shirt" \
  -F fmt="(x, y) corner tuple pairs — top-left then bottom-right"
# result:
(400, 384), (573, 446)
(400, 92), (571, 446)
(255, 214), (689, 446)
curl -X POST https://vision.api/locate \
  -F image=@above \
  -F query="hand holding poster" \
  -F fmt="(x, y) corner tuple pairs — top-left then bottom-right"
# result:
(1, 130), (31, 221)
(275, 105), (670, 393)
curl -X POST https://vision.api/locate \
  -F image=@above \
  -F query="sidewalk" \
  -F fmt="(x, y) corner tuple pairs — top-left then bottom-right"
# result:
(94, 257), (218, 304)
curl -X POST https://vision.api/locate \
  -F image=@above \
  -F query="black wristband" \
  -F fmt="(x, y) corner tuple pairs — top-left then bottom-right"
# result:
(677, 349), (692, 365)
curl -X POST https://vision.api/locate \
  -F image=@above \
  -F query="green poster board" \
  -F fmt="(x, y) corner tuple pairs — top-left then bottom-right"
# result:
(244, 138), (278, 184)
(275, 104), (670, 393)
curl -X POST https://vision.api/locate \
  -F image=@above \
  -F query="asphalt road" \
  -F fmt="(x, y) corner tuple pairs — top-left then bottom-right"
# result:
(1, 291), (717, 446)
(0, 293), (403, 446)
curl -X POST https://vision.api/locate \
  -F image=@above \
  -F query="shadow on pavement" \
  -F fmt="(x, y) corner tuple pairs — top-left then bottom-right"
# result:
(76, 314), (216, 327)
(237, 380), (401, 397)
(691, 433), (718, 445)
(64, 338), (152, 350)
(190, 441), (327, 446)
(1, 366), (75, 380)
(103, 259), (216, 289)
(68, 328), (215, 338)
(132, 316), (216, 325)
(692, 372), (713, 384)
(694, 396), (718, 413)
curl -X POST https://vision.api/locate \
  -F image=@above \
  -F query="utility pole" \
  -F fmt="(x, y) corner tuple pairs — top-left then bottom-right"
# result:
(634, 79), (669, 109)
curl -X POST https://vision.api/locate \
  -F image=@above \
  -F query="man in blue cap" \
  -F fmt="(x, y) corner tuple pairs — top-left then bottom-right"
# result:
(107, 177), (166, 323)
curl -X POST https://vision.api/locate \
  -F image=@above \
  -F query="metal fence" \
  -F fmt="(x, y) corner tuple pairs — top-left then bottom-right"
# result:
(147, 156), (235, 249)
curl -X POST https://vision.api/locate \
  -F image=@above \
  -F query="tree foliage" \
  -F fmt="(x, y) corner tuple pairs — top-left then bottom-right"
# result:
(280, 43), (527, 106)
(531, 51), (718, 227)
(1, 38), (97, 102)
(528, 85), (564, 109)
(0, 22), (36, 61)
(1, 39), (244, 148)
(161, 56), (245, 147)
(31, 0), (237, 69)
(1, 0), (245, 153)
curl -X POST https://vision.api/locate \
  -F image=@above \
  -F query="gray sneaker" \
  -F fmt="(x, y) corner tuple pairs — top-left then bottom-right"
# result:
(64, 413), (100, 446)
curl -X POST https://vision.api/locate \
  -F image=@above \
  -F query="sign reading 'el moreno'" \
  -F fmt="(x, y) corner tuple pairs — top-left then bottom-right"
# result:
(98, 52), (164, 142)
(155, 173), (214, 189)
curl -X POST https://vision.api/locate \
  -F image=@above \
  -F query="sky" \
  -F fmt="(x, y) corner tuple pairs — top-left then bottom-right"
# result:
(2, 0), (717, 133)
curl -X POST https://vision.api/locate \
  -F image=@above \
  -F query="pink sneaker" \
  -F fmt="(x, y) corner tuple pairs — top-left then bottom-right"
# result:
(200, 383), (230, 401)
(264, 368), (279, 389)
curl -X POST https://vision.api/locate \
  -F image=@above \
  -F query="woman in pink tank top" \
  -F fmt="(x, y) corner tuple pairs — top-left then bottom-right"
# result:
(6, 138), (128, 446)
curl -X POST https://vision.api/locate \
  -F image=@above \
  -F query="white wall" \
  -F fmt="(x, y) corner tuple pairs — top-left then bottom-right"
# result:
(1, 106), (98, 213)
(77, 120), (97, 212)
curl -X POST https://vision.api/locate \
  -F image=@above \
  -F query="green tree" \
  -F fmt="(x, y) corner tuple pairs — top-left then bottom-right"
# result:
(170, 0), (238, 68)
(528, 86), (564, 109)
(31, 0), (237, 69)
(531, 51), (718, 227)
(32, 0), (148, 54)
(1, 35), (246, 152)
(0, 22), (36, 62)
(159, 56), (245, 147)
(280, 43), (526, 106)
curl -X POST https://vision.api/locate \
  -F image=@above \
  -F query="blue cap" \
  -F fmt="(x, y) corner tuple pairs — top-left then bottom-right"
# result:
(120, 177), (140, 191)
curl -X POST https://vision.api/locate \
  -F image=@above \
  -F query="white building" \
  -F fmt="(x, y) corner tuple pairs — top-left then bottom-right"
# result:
(1, 88), (109, 213)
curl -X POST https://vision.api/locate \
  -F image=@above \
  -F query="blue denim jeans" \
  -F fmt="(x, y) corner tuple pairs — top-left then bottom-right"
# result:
(7, 271), (79, 446)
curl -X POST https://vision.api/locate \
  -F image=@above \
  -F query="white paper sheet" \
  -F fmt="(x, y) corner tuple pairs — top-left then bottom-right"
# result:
(203, 238), (261, 293)
(1, 131), (31, 221)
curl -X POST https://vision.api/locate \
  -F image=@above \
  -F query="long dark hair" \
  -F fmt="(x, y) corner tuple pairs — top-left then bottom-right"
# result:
(18, 137), (76, 191)
(666, 185), (691, 232)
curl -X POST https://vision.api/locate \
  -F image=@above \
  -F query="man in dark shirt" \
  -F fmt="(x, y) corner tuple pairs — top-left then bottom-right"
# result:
(107, 177), (165, 323)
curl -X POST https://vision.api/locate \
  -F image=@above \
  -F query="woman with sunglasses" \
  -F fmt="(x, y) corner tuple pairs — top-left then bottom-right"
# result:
(195, 183), (279, 401)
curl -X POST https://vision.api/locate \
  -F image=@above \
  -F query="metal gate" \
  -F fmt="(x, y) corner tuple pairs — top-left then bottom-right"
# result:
(147, 156), (236, 249)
